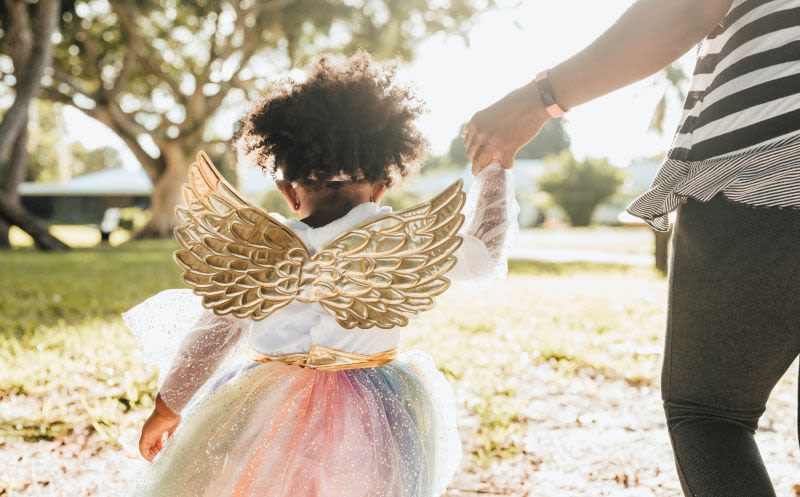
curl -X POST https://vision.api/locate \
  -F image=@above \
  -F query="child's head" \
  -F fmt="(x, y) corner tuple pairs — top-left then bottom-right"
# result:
(235, 51), (427, 220)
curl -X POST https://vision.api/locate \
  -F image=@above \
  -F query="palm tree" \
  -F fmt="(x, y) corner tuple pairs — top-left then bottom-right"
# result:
(649, 62), (689, 135)
(648, 62), (688, 274)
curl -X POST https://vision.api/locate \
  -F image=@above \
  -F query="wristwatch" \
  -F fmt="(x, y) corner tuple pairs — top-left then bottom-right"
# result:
(535, 70), (568, 118)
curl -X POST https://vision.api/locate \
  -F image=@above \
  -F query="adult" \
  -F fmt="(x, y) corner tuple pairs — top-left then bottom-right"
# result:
(463, 1), (800, 496)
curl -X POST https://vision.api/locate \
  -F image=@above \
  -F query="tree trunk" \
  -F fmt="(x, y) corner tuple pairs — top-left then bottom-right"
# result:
(0, 0), (66, 251)
(567, 206), (594, 227)
(0, 0), (60, 159)
(0, 218), (9, 249)
(0, 119), (30, 248)
(654, 227), (672, 276)
(0, 194), (69, 251)
(135, 143), (190, 239)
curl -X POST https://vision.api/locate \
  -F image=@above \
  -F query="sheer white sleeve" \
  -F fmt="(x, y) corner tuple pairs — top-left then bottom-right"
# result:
(122, 289), (252, 414)
(450, 164), (519, 281)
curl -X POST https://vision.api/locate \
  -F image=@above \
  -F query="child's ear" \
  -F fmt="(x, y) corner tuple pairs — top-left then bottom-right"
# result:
(275, 180), (301, 212)
(370, 182), (387, 204)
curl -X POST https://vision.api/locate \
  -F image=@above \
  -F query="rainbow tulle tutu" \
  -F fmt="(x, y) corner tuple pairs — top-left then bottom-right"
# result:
(122, 163), (522, 497)
(130, 351), (460, 497)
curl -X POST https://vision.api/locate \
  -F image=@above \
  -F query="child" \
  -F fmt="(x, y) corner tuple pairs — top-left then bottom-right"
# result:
(123, 51), (518, 497)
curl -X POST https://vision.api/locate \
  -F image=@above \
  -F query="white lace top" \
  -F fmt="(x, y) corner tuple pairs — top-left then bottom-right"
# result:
(123, 165), (519, 413)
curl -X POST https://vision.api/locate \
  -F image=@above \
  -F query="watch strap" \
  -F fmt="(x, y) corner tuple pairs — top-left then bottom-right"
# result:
(535, 70), (567, 118)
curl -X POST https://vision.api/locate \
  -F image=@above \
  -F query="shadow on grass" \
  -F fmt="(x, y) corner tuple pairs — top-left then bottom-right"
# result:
(0, 417), (72, 442)
(509, 259), (643, 275)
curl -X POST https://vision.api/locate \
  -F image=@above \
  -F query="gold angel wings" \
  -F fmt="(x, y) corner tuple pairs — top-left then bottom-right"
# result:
(173, 151), (466, 329)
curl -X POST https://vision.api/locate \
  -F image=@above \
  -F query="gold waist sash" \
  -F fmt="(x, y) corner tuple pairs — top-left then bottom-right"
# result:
(251, 344), (398, 372)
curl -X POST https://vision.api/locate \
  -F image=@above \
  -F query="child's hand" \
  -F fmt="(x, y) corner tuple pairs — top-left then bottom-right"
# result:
(139, 394), (180, 461)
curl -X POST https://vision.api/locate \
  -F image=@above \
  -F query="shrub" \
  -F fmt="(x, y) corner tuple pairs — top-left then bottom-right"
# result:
(538, 151), (625, 227)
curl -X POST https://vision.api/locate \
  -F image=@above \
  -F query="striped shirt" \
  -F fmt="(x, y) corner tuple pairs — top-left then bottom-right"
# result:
(628, 0), (800, 231)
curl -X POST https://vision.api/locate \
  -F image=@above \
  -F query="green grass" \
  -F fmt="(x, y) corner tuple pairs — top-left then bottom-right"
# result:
(1, 240), (181, 334)
(509, 259), (640, 275)
(0, 241), (180, 443)
(0, 238), (667, 468)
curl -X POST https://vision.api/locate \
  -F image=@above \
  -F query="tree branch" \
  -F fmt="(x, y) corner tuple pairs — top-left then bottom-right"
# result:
(52, 61), (166, 145)
(103, 102), (156, 139)
(195, 11), (224, 87)
(195, 0), (291, 92)
(0, 0), (60, 159)
(77, 34), (104, 82)
(4, 0), (33, 70)
(109, 0), (186, 103)
(51, 67), (93, 97)
(57, 99), (165, 180)
(137, 54), (185, 102)
(96, 107), (165, 180)
(0, 192), (70, 251)
(108, 27), (140, 97)
(43, 18), (165, 178)
(182, 39), (258, 137)
(39, 85), (74, 105)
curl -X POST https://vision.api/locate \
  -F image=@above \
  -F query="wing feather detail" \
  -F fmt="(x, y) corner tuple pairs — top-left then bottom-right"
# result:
(173, 151), (309, 320)
(312, 180), (466, 329)
(173, 150), (466, 328)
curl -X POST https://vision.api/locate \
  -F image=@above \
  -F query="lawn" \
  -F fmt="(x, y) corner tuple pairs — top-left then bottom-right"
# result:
(1, 237), (797, 496)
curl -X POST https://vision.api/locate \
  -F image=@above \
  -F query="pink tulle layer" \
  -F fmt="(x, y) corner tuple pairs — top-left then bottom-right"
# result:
(130, 352), (460, 497)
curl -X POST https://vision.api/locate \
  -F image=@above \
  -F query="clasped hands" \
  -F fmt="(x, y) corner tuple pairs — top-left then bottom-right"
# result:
(462, 79), (551, 175)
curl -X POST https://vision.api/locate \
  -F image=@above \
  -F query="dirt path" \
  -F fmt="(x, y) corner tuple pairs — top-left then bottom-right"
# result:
(3, 362), (798, 497)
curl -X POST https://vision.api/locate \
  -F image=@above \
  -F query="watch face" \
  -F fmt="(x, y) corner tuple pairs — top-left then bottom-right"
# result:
(538, 78), (557, 107)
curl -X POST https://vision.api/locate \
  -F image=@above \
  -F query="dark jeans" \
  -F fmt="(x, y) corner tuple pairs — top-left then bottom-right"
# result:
(664, 195), (800, 497)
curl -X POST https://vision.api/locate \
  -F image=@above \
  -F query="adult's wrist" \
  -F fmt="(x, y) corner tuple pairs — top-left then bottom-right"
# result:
(546, 65), (576, 111)
(520, 80), (551, 123)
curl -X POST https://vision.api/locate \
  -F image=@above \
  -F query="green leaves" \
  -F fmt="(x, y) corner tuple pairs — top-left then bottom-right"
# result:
(49, 0), (487, 138)
(538, 151), (625, 227)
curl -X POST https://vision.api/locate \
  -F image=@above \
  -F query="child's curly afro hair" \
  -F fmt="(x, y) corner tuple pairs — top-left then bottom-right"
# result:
(234, 51), (427, 187)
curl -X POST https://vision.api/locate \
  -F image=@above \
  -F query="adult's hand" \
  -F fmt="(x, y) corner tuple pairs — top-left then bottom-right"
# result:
(463, 0), (733, 176)
(463, 81), (550, 175)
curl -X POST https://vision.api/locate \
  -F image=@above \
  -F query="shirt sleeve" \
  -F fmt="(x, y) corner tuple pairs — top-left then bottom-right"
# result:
(449, 164), (519, 281)
(157, 311), (250, 413)
(122, 289), (252, 414)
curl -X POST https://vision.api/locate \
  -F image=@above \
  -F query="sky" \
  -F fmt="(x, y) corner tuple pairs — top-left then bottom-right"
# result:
(62, 0), (696, 171)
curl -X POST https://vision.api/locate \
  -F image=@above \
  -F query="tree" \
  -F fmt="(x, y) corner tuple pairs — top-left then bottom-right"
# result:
(420, 154), (460, 175)
(649, 62), (688, 135)
(449, 118), (570, 165)
(538, 151), (625, 227)
(648, 63), (687, 273)
(448, 124), (469, 166)
(12, 100), (124, 182)
(0, 0), (69, 250)
(516, 119), (571, 159)
(42, 0), (487, 238)
(65, 143), (124, 177)
(20, 100), (71, 182)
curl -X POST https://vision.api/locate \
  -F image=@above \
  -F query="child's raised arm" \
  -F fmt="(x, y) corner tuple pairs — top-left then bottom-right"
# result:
(450, 164), (519, 281)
